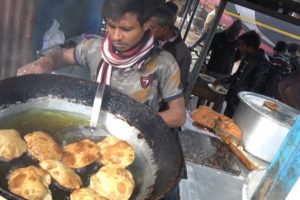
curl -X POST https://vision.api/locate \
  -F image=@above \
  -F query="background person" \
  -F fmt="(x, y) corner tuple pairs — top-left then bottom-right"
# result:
(216, 31), (271, 117)
(149, 6), (191, 90)
(204, 19), (242, 79)
(286, 43), (300, 71)
(263, 41), (291, 98)
(196, 20), (242, 112)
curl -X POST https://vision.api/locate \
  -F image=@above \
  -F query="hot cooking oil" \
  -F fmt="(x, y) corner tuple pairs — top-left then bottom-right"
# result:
(0, 108), (89, 136)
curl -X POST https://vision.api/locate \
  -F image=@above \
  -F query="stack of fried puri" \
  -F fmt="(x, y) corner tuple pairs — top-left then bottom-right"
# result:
(3, 129), (136, 200)
(7, 131), (85, 199)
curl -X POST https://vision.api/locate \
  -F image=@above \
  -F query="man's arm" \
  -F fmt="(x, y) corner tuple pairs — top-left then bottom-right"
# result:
(158, 96), (186, 128)
(214, 74), (234, 85)
(17, 47), (75, 76)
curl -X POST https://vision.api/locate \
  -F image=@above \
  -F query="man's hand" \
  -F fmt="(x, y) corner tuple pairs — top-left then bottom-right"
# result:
(17, 47), (75, 76)
(213, 79), (223, 85)
(17, 56), (54, 76)
(158, 97), (186, 128)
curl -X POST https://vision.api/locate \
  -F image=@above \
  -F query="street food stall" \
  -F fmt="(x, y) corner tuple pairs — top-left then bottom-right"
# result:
(0, 0), (299, 200)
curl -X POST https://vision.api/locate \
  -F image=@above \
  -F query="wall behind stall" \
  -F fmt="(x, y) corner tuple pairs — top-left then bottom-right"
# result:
(0, 0), (104, 80)
(0, 0), (37, 80)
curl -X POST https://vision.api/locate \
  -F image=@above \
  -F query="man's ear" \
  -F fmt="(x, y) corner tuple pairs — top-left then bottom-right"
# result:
(162, 26), (169, 33)
(144, 21), (153, 31)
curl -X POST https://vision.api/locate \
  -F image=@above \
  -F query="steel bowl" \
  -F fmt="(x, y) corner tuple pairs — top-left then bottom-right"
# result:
(233, 92), (299, 162)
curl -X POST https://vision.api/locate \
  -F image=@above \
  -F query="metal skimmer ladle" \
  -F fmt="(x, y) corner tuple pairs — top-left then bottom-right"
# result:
(53, 82), (109, 144)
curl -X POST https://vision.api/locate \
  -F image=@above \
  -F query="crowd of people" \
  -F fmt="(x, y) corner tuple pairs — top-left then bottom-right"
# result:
(211, 33), (300, 115)
(191, 14), (299, 116)
(210, 32), (299, 116)
(17, 0), (300, 122)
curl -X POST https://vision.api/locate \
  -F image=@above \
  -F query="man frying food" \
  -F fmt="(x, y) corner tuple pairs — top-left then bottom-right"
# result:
(17, 0), (186, 128)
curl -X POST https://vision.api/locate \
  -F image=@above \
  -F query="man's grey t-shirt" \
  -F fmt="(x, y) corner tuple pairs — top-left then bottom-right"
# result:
(74, 38), (183, 111)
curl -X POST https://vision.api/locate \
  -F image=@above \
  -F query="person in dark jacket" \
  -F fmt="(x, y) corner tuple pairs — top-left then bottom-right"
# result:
(149, 6), (192, 89)
(217, 31), (271, 117)
(205, 20), (242, 79)
(286, 43), (300, 72)
(264, 41), (291, 98)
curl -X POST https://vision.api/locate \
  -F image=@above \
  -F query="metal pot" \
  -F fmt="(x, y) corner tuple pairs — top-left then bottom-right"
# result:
(233, 92), (299, 162)
(0, 74), (184, 200)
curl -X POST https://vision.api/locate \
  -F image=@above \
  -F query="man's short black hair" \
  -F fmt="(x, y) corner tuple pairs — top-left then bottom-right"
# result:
(151, 6), (176, 28)
(238, 31), (261, 49)
(274, 41), (287, 53)
(102, 0), (163, 25)
(165, 1), (178, 15)
(288, 43), (299, 54)
(226, 19), (242, 41)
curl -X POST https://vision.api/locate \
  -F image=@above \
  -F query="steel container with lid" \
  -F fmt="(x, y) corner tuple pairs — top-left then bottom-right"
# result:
(233, 92), (299, 162)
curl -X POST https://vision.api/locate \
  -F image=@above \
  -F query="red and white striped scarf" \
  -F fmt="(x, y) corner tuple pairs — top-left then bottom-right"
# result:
(98, 32), (155, 84)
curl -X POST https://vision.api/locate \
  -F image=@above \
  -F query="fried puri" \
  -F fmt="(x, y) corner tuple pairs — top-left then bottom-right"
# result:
(40, 160), (82, 190)
(8, 166), (52, 200)
(89, 165), (135, 200)
(97, 135), (120, 152)
(70, 188), (109, 200)
(100, 141), (135, 168)
(62, 139), (101, 168)
(24, 131), (62, 161)
(97, 135), (135, 168)
(0, 129), (27, 161)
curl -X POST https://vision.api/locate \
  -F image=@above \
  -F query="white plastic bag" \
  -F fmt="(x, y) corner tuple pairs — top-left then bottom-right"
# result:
(42, 19), (65, 50)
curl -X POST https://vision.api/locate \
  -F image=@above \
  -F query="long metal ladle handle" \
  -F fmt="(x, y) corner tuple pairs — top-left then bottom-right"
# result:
(90, 83), (106, 129)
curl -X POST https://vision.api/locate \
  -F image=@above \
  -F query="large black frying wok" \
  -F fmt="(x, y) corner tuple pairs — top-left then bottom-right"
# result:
(0, 74), (184, 200)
